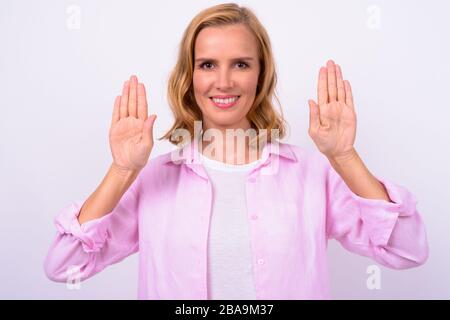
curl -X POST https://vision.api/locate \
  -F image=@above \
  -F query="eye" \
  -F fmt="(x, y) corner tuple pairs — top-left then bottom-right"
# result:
(199, 62), (214, 70)
(199, 61), (249, 70)
(236, 62), (249, 69)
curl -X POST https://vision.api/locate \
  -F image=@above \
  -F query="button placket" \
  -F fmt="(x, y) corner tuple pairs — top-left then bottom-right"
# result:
(247, 175), (258, 222)
(247, 171), (260, 223)
(245, 170), (263, 295)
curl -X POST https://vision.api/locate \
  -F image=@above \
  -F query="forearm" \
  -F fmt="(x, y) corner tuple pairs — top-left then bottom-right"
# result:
(327, 150), (393, 202)
(77, 163), (139, 225)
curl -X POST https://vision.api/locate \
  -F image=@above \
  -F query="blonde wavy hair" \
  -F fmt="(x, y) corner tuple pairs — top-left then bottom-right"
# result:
(159, 2), (288, 146)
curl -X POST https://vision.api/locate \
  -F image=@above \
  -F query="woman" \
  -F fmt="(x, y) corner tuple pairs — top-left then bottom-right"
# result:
(44, 3), (428, 299)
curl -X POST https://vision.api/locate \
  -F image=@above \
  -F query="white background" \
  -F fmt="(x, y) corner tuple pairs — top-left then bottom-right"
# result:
(1, 0), (449, 299)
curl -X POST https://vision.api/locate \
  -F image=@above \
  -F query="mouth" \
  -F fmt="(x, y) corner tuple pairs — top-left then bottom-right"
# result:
(209, 96), (240, 109)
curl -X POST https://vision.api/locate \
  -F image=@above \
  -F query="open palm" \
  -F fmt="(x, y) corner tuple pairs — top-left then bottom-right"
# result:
(308, 60), (357, 162)
(109, 75), (157, 172)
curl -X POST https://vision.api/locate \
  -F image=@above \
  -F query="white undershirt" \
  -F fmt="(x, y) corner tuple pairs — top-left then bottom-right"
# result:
(199, 151), (262, 300)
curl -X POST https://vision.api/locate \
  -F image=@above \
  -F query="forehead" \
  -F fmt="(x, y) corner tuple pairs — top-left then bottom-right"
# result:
(194, 24), (258, 58)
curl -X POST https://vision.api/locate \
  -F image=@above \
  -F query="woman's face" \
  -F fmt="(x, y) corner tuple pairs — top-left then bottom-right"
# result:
(193, 24), (260, 132)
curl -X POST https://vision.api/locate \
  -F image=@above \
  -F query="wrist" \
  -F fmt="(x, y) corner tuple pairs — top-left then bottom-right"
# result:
(109, 163), (140, 180)
(327, 148), (359, 169)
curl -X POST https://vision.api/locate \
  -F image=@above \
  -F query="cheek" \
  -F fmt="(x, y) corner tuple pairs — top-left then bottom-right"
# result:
(193, 71), (259, 100)
(193, 72), (211, 95)
(192, 74), (209, 113)
(241, 72), (259, 94)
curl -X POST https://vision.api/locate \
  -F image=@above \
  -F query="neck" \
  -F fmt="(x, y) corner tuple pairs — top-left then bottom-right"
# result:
(199, 127), (263, 165)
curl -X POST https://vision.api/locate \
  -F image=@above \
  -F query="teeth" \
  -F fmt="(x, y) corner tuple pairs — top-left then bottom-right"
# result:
(212, 97), (238, 104)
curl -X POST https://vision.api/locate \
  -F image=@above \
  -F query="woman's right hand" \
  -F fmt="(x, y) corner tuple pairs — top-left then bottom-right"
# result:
(109, 75), (157, 174)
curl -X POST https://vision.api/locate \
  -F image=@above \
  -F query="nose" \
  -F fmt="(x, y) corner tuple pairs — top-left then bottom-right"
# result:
(215, 68), (235, 90)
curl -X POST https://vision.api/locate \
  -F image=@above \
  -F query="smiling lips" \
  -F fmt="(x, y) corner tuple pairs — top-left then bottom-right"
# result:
(210, 96), (240, 109)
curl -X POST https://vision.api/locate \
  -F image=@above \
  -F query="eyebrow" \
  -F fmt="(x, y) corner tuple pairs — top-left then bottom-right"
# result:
(195, 57), (255, 63)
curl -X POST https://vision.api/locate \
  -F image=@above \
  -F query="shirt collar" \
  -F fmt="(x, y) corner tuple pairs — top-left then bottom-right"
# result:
(162, 139), (297, 166)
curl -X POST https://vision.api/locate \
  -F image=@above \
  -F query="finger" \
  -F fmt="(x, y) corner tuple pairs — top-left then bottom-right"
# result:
(137, 83), (148, 121)
(112, 96), (121, 126)
(120, 81), (130, 119)
(336, 64), (346, 103)
(129, 75), (138, 118)
(308, 99), (321, 131)
(327, 60), (337, 102)
(142, 115), (157, 147)
(318, 67), (328, 106)
(344, 80), (354, 109)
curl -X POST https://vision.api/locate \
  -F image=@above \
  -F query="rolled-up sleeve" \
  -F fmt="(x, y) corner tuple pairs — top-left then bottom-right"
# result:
(43, 181), (140, 283)
(325, 165), (429, 269)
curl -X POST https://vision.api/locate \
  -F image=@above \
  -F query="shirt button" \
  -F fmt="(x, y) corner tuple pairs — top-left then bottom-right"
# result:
(257, 258), (265, 265)
(251, 214), (258, 220)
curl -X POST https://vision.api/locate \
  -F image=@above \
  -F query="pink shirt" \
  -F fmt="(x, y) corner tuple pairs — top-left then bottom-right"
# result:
(44, 140), (429, 299)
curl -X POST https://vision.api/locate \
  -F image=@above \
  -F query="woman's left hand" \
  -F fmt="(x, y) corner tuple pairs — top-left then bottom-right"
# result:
(308, 60), (358, 164)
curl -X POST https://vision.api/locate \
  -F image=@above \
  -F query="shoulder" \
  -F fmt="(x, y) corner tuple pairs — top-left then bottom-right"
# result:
(133, 148), (182, 188)
(279, 141), (329, 169)
(279, 142), (333, 185)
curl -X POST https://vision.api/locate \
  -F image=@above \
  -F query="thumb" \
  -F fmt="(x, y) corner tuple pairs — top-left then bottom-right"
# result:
(308, 99), (320, 131)
(142, 115), (157, 146)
